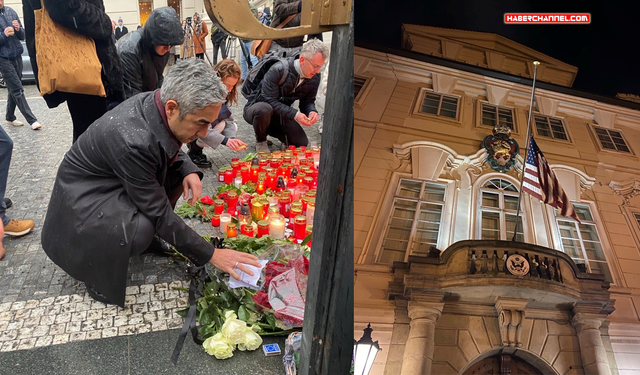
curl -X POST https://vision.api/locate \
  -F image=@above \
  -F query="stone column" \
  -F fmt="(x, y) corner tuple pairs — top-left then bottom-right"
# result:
(400, 300), (445, 375)
(571, 303), (612, 375)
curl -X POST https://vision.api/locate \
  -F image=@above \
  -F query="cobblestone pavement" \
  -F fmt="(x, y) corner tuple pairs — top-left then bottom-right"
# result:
(0, 84), (321, 351)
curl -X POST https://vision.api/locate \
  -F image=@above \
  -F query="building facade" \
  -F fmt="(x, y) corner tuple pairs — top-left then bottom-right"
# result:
(354, 25), (640, 375)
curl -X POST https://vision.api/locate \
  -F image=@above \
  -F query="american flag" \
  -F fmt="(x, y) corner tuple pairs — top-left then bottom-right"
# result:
(522, 135), (580, 222)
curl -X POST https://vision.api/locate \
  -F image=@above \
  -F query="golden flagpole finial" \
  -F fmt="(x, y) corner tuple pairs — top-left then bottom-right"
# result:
(533, 61), (540, 66)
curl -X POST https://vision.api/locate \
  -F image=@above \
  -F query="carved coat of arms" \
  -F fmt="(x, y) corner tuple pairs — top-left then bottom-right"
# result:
(506, 254), (530, 276)
(482, 125), (520, 173)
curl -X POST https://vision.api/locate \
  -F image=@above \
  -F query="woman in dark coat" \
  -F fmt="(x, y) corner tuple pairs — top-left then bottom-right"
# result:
(22, 0), (125, 142)
(116, 7), (183, 99)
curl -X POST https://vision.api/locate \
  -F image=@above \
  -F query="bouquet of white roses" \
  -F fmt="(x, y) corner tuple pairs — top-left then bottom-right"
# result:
(202, 310), (264, 359)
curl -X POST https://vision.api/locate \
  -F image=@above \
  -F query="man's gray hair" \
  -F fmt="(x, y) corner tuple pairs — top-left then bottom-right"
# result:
(300, 38), (330, 60)
(161, 59), (227, 120)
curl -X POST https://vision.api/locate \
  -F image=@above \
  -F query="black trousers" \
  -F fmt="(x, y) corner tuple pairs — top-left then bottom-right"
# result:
(243, 102), (308, 147)
(196, 53), (204, 60)
(130, 171), (184, 257)
(212, 41), (227, 65)
(66, 93), (107, 143)
(0, 57), (37, 124)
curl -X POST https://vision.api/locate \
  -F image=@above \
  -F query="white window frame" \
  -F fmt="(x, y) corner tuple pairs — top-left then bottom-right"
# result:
(533, 114), (571, 143)
(354, 76), (375, 109)
(546, 201), (619, 284)
(590, 125), (634, 155)
(412, 88), (461, 122)
(373, 178), (449, 264)
(475, 177), (526, 242)
(478, 102), (517, 132)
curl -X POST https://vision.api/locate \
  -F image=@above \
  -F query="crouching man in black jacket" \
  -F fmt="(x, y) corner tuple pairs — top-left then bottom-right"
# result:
(243, 39), (329, 153)
(41, 59), (260, 307)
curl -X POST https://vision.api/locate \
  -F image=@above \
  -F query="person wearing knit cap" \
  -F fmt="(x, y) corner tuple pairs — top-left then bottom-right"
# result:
(115, 17), (128, 41)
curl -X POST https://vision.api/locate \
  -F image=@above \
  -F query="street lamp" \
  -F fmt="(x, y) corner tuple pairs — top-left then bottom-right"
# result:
(353, 323), (381, 375)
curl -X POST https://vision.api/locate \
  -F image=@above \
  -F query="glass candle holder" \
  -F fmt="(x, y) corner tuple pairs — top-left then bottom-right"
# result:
(213, 199), (225, 214)
(251, 167), (260, 183)
(288, 207), (302, 229)
(294, 215), (307, 240)
(306, 224), (313, 247)
(278, 195), (292, 218)
(306, 198), (316, 224)
(231, 161), (240, 174)
(257, 220), (269, 238)
(269, 214), (286, 239)
(234, 173), (243, 188)
(226, 191), (238, 214)
(211, 213), (221, 227)
(241, 167), (250, 184)
(220, 213), (232, 233)
(267, 172), (277, 191)
(294, 185), (310, 202)
(226, 222), (237, 238)
(217, 168), (225, 182)
(256, 179), (266, 195)
(224, 168), (234, 184)
(251, 200), (264, 222)
(240, 223), (254, 237)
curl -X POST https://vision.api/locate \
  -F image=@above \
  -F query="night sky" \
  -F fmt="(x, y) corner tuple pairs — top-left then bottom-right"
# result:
(355, 1), (640, 99)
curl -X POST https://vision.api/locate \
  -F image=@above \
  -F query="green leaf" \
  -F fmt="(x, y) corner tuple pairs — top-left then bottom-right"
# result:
(176, 307), (189, 318)
(238, 305), (250, 321)
(265, 314), (276, 330)
(301, 233), (313, 246)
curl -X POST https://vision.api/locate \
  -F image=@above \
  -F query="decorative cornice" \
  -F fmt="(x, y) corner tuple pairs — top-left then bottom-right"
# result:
(549, 164), (597, 194)
(609, 179), (640, 205)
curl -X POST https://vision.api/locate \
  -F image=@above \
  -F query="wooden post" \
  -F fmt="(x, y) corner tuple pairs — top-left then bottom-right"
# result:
(298, 8), (354, 375)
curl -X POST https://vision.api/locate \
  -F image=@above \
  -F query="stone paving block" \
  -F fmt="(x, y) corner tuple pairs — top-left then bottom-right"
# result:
(0, 302), (12, 312)
(140, 285), (154, 293)
(30, 307), (45, 318)
(0, 330), (17, 342)
(1, 340), (20, 352)
(71, 311), (87, 322)
(132, 303), (149, 314)
(69, 332), (87, 342)
(91, 301), (107, 310)
(14, 309), (29, 320)
(166, 318), (183, 329)
(75, 302), (91, 311)
(151, 320), (167, 332)
(18, 338), (36, 350)
(96, 317), (114, 329)
(86, 330), (102, 340)
(35, 335), (53, 347)
(54, 312), (71, 324)
(17, 327), (34, 340)
(39, 315), (55, 326)
(136, 294), (151, 303)
(60, 303), (75, 314)
(0, 321), (7, 331)
(81, 320), (97, 332)
(119, 325), (137, 336)
(54, 295), (70, 305)
(163, 299), (178, 310)
(23, 318), (39, 328)
(7, 319), (24, 330)
(87, 310), (103, 321)
(129, 314), (144, 325)
(32, 325), (49, 337)
(114, 316), (128, 327)
(0, 311), (14, 321)
(143, 312), (158, 323)
(49, 323), (66, 336)
(66, 321), (81, 333)
(149, 301), (164, 312)
(136, 323), (152, 334)
(102, 327), (118, 338)
(125, 286), (140, 295)
(44, 305), (61, 315)
(11, 301), (26, 310)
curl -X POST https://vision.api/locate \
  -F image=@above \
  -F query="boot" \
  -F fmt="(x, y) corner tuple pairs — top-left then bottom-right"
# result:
(255, 141), (270, 153)
(188, 140), (212, 168)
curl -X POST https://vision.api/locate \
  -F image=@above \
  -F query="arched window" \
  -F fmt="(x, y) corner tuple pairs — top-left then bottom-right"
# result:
(478, 178), (524, 241)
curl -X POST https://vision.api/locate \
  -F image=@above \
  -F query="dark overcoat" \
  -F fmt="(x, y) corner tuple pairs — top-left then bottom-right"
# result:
(41, 91), (215, 307)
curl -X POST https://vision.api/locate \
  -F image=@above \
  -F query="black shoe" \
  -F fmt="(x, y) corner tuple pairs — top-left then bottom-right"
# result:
(86, 284), (111, 304)
(3, 198), (11, 209)
(189, 152), (212, 168)
(143, 236), (175, 257)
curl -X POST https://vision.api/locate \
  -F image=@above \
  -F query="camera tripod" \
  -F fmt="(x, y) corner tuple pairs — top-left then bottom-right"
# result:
(181, 19), (214, 66)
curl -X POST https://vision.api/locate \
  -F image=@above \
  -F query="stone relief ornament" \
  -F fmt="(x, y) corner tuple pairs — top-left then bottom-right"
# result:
(506, 254), (530, 276)
(482, 124), (520, 173)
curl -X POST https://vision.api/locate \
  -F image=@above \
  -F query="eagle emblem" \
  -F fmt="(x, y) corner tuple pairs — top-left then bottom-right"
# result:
(506, 254), (530, 276)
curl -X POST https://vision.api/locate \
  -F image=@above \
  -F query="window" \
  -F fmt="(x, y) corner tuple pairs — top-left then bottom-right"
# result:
(481, 103), (515, 130)
(418, 92), (459, 119)
(593, 127), (631, 153)
(377, 179), (446, 264)
(478, 178), (523, 242)
(534, 115), (569, 141)
(635, 213), (640, 229)
(354, 77), (367, 99)
(556, 204), (612, 282)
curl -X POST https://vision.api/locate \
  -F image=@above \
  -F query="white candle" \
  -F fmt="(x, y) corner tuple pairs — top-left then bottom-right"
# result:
(306, 204), (315, 224)
(269, 214), (286, 239)
(234, 176), (242, 188)
(220, 213), (232, 234)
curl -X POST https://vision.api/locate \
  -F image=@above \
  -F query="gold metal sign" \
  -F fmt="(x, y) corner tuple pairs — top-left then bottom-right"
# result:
(203, 0), (352, 39)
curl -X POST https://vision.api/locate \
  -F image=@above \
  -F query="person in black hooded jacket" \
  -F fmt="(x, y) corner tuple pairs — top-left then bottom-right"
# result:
(116, 7), (183, 99)
(21, 0), (125, 142)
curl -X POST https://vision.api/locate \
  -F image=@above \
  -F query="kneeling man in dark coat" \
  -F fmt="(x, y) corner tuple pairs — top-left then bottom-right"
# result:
(42, 59), (260, 307)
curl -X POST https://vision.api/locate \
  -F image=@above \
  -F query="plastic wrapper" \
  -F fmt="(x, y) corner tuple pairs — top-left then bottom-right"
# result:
(283, 332), (303, 375)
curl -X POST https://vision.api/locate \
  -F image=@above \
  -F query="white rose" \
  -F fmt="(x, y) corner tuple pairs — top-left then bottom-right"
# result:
(202, 333), (234, 360)
(221, 316), (248, 346)
(242, 327), (263, 351)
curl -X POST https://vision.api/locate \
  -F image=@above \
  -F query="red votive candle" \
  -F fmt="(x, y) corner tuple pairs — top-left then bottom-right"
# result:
(241, 223), (254, 237)
(256, 180), (266, 195)
(226, 223), (237, 238)
(211, 213), (221, 227)
(226, 191), (238, 215)
(257, 220), (269, 238)
(217, 168), (225, 182)
(213, 199), (225, 214)
(279, 195), (292, 218)
(251, 167), (259, 183)
(289, 207), (302, 229)
(224, 168), (234, 184)
(241, 167), (250, 184)
(294, 215), (307, 240)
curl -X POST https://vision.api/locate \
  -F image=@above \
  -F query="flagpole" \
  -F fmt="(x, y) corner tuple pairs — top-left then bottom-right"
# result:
(512, 61), (540, 242)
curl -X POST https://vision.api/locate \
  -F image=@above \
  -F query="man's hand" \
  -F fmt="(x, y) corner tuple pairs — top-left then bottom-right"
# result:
(308, 111), (320, 125)
(182, 172), (202, 205)
(4, 27), (14, 37)
(209, 248), (261, 281)
(12, 21), (20, 31)
(226, 138), (247, 151)
(295, 112), (312, 127)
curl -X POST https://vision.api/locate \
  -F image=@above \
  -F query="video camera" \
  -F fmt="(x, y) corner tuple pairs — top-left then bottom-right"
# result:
(186, 17), (192, 26)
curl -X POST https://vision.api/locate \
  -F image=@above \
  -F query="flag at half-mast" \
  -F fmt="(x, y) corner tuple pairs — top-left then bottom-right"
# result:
(522, 135), (580, 222)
